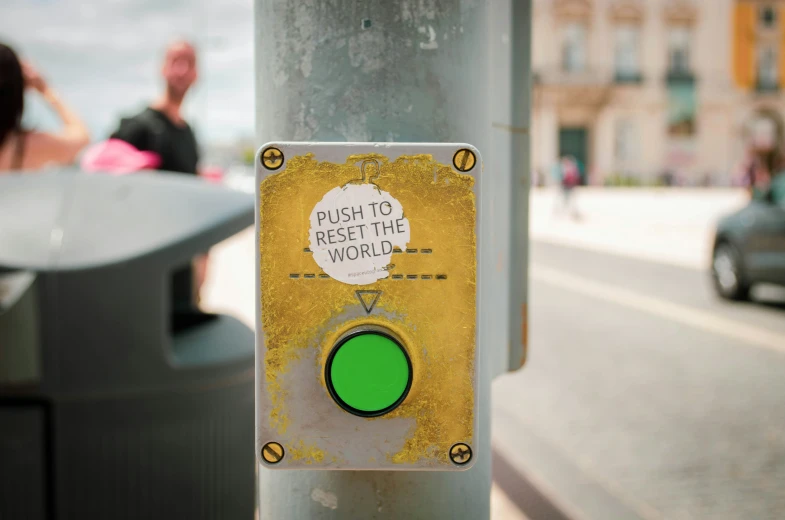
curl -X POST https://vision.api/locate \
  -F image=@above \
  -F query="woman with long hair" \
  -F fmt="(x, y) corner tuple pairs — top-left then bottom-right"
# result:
(0, 42), (90, 172)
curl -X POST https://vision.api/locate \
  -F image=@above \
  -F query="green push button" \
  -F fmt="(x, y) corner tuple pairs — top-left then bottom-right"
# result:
(326, 330), (412, 417)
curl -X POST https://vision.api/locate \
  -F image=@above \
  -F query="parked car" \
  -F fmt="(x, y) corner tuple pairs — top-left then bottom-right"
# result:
(711, 174), (785, 300)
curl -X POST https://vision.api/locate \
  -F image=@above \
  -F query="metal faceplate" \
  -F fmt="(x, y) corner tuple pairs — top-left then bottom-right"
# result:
(255, 143), (481, 471)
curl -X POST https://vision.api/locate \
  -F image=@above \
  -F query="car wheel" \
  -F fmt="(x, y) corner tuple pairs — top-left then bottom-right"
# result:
(712, 242), (750, 301)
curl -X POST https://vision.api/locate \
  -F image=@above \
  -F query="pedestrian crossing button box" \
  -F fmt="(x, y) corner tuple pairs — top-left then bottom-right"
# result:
(256, 142), (481, 471)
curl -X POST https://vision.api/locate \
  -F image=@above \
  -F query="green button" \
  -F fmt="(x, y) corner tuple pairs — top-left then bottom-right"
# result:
(326, 331), (412, 417)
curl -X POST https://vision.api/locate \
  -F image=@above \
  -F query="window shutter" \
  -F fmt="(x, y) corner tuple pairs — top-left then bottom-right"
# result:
(733, 2), (756, 90)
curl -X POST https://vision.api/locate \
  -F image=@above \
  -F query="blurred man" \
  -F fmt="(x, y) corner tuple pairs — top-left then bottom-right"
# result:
(112, 40), (204, 311)
(112, 40), (198, 175)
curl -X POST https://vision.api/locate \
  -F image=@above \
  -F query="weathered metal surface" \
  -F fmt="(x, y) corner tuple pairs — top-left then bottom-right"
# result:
(487, 0), (532, 372)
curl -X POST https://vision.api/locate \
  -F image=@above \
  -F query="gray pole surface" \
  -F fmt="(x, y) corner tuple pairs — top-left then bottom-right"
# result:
(254, 1), (528, 518)
(488, 0), (532, 374)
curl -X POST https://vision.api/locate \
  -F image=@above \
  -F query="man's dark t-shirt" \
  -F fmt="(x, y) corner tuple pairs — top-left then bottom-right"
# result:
(111, 107), (200, 312)
(111, 107), (199, 175)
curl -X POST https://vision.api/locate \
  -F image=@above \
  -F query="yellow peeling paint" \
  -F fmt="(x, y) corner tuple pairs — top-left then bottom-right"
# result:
(259, 152), (476, 466)
(286, 440), (326, 465)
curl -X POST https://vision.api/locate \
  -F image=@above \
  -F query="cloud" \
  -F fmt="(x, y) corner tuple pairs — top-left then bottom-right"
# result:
(1, 0), (255, 143)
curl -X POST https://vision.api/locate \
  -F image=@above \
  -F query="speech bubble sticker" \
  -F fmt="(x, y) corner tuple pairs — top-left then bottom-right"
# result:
(309, 183), (410, 285)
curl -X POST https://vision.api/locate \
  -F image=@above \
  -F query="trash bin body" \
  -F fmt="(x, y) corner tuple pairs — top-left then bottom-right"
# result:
(0, 171), (255, 519)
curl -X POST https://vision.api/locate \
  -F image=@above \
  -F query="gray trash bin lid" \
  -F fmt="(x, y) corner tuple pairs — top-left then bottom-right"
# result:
(0, 170), (253, 271)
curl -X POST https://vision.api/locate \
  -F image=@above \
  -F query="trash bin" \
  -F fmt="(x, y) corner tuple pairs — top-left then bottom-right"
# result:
(0, 170), (255, 520)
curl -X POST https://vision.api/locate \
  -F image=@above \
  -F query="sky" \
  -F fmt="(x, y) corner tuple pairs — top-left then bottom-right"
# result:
(1, 0), (255, 145)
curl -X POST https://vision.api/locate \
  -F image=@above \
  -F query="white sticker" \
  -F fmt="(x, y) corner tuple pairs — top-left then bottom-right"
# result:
(309, 184), (410, 285)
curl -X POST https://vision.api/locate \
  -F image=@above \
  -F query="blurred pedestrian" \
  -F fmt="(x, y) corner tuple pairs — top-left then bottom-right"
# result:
(741, 149), (779, 199)
(555, 155), (581, 219)
(111, 40), (199, 175)
(111, 40), (205, 310)
(0, 43), (90, 172)
(751, 159), (772, 199)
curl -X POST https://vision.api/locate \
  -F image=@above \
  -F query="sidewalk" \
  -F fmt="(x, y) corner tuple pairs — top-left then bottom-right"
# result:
(531, 188), (748, 269)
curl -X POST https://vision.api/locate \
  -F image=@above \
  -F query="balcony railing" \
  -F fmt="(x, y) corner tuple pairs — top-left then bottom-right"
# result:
(755, 79), (780, 93)
(614, 71), (644, 84)
(666, 69), (696, 84)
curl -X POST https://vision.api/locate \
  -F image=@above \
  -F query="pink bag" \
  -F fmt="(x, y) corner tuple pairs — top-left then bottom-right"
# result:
(80, 139), (161, 175)
(201, 166), (223, 184)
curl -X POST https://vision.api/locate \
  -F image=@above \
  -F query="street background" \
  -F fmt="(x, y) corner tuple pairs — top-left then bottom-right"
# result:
(4, 0), (785, 517)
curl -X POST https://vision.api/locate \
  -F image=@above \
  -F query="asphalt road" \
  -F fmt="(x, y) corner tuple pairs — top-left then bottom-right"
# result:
(493, 240), (785, 520)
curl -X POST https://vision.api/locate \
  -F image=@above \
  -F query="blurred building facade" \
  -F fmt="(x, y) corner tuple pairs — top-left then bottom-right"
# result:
(531, 0), (785, 185)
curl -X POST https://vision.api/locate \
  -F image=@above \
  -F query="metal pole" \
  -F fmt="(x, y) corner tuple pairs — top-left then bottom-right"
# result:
(487, 0), (532, 374)
(507, 0), (532, 372)
(254, 1), (529, 517)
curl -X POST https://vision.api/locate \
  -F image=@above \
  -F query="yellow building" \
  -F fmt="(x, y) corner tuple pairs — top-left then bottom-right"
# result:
(732, 0), (785, 161)
(531, 0), (785, 185)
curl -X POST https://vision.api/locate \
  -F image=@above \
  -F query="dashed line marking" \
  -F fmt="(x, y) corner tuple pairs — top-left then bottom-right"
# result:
(287, 273), (448, 281)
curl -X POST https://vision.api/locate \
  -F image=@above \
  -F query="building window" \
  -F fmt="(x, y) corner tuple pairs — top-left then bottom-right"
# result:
(667, 26), (692, 77)
(758, 45), (779, 90)
(760, 5), (777, 28)
(614, 25), (641, 82)
(562, 22), (588, 73)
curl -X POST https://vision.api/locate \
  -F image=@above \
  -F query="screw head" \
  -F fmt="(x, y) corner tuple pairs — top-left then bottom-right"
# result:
(261, 147), (284, 170)
(453, 148), (476, 172)
(449, 442), (472, 465)
(261, 441), (285, 464)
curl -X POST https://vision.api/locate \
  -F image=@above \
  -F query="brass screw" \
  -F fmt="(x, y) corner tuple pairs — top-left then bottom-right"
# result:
(449, 442), (472, 465)
(261, 441), (285, 464)
(453, 148), (476, 172)
(261, 147), (284, 170)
